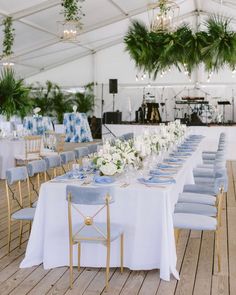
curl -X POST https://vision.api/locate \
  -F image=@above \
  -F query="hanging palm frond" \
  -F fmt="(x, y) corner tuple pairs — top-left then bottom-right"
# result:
(124, 15), (236, 77)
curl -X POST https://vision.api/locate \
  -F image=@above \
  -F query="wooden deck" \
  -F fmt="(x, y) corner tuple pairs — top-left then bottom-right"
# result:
(0, 161), (235, 295)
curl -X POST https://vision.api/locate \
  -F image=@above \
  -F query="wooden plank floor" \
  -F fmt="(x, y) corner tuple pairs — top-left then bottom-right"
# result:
(0, 161), (235, 295)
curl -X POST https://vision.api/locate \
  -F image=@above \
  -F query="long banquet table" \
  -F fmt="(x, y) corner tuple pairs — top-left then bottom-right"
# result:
(20, 140), (203, 281)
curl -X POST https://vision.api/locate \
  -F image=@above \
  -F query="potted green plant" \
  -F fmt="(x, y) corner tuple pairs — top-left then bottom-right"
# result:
(0, 68), (32, 120)
(74, 83), (95, 114)
(51, 84), (73, 123)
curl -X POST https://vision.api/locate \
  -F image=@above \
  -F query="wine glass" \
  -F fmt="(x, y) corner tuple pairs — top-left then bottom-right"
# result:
(82, 157), (90, 173)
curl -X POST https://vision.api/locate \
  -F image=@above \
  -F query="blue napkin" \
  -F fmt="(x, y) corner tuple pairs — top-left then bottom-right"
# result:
(55, 171), (86, 180)
(93, 175), (115, 184)
(170, 152), (192, 157)
(150, 169), (176, 176)
(157, 163), (180, 169)
(178, 148), (195, 152)
(138, 177), (176, 184)
(163, 158), (184, 163)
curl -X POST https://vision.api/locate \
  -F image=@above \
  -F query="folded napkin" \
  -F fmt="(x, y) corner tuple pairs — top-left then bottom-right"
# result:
(93, 175), (115, 184)
(157, 163), (180, 169)
(150, 169), (176, 176)
(178, 148), (195, 152)
(56, 171), (86, 180)
(170, 152), (192, 157)
(138, 177), (176, 185)
(164, 158), (184, 163)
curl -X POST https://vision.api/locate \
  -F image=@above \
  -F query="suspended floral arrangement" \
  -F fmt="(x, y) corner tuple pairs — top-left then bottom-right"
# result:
(1, 16), (15, 68)
(60, 0), (85, 41)
(124, 1), (236, 79)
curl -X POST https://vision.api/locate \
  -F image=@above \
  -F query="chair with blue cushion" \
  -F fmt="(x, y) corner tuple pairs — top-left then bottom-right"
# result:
(87, 144), (99, 155)
(66, 185), (124, 289)
(60, 151), (76, 173)
(44, 155), (62, 178)
(174, 187), (223, 272)
(74, 147), (89, 163)
(5, 167), (36, 253)
(27, 159), (47, 207)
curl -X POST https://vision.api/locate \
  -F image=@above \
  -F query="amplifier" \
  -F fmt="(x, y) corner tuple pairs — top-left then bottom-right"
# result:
(103, 112), (122, 124)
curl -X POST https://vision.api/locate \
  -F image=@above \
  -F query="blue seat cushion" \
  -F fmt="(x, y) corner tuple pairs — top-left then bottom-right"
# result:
(173, 213), (217, 231)
(11, 208), (35, 220)
(183, 184), (216, 196)
(73, 222), (124, 243)
(175, 203), (217, 217)
(178, 192), (216, 205)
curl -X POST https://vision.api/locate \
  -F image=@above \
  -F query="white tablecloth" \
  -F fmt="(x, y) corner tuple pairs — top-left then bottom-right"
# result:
(20, 142), (203, 281)
(0, 139), (25, 179)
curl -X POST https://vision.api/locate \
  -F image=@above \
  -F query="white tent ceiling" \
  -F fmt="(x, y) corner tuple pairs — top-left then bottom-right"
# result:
(0, 0), (236, 78)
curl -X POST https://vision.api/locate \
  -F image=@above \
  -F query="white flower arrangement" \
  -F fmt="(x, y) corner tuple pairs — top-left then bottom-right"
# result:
(93, 121), (187, 175)
(93, 139), (142, 176)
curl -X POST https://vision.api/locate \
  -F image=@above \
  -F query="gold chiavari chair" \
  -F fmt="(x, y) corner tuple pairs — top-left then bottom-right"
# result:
(41, 131), (65, 157)
(5, 167), (35, 253)
(15, 135), (42, 166)
(66, 185), (124, 290)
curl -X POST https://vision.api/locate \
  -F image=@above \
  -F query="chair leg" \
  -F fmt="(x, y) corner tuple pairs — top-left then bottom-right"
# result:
(19, 221), (23, 249)
(7, 219), (11, 254)
(29, 221), (32, 236)
(174, 229), (180, 245)
(106, 242), (111, 290)
(78, 242), (81, 272)
(120, 234), (124, 274)
(69, 242), (73, 289)
(215, 229), (221, 273)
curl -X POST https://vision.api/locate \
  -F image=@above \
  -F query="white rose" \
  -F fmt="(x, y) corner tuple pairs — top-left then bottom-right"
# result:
(100, 163), (117, 176)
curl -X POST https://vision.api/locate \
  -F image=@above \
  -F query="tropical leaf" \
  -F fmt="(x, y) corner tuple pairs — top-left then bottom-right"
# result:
(124, 15), (236, 77)
(0, 68), (31, 120)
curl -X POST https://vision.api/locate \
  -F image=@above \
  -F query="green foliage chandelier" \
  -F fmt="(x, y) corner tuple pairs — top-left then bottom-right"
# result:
(124, 15), (236, 79)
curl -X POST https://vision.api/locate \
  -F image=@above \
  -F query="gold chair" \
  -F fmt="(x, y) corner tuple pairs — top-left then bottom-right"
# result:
(173, 187), (224, 272)
(15, 135), (42, 166)
(41, 131), (65, 157)
(66, 185), (124, 289)
(5, 167), (35, 253)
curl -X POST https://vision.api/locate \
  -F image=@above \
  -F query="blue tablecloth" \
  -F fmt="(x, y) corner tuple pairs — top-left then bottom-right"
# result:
(63, 113), (93, 143)
(23, 116), (53, 135)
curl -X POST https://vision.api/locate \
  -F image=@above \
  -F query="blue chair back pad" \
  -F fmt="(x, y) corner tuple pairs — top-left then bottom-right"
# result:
(60, 151), (75, 165)
(88, 144), (98, 154)
(45, 155), (61, 169)
(6, 167), (28, 185)
(66, 185), (115, 205)
(75, 147), (89, 158)
(27, 160), (47, 177)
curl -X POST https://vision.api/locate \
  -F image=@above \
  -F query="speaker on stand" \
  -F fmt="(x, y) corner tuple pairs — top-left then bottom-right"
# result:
(109, 79), (118, 112)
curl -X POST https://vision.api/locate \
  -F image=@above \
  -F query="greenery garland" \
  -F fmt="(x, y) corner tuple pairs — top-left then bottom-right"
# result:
(2, 16), (15, 57)
(124, 15), (236, 78)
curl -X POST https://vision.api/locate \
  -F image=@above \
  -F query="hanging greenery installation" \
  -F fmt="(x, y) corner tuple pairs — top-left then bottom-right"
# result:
(124, 15), (236, 78)
(2, 16), (15, 58)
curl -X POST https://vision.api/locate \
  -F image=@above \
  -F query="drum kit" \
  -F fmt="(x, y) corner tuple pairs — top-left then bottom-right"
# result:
(174, 97), (224, 124)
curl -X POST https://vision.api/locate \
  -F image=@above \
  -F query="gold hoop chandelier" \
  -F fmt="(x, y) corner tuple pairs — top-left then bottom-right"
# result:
(148, 0), (180, 32)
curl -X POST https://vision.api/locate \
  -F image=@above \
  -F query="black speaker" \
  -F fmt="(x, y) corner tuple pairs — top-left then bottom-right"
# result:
(109, 79), (118, 94)
(103, 112), (122, 124)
